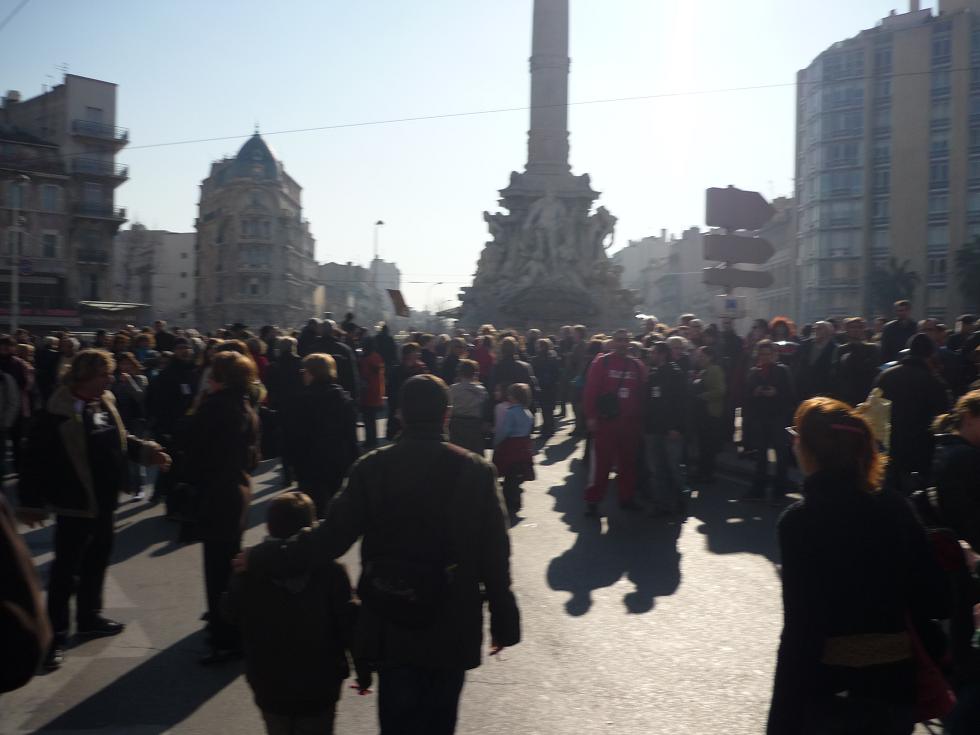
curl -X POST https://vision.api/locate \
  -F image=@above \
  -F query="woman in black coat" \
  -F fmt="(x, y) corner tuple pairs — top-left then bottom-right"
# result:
(184, 351), (260, 663)
(933, 390), (980, 552)
(291, 353), (360, 518)
(768, 396), (949, 735)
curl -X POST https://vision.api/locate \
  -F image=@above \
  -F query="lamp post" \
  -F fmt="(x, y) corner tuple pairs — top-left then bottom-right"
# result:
(372, 220), (385, 261)
(9, 174), (29, 333)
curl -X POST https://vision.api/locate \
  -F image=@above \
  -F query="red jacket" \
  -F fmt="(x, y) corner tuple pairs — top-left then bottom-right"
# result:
(583, 353), (646, 421)
(358, 352), (385, 408)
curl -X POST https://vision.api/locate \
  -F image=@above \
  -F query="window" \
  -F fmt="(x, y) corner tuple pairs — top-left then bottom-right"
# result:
(6, 181), (25, 209)
(874, 107), (890, 131)
(84, 106), (104, 123)
(88, 274), (99, 301)
(933, 99), (952, 121)
(41, 233), (57, 259)
(873, 167), (890, 192)
(933, 34), (952, 65)
(872, 229), (890, 254)
(971, 156), (980, 181)
(875, 78), (891, 100)
(217, 220), (228, 244)
(928, 256), (947, 285)
(933, 70), (952, 97)
(930, 161), (949, 188)
(821, 170), (862, 196)
(6, 230), (24, 255)
(929, 192), (949, 215)
(971, 125), (980, 150)
(875, 46), (892, 73)
(970, 191), (980, 213)
(873, 138), (891, 162)
(41, 184), (59, 212)
(928, 224), (949, 251)
(83, 182), (102, 205)
(873, 197), (890, 220)
(972, 94), (980, 116)
(931, 130), (950, 155)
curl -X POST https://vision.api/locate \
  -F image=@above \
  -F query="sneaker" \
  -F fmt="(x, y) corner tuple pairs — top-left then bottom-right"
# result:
(584, 502), (600, 518)
(131, 491), (146, 502)
(76, 616), (125, 639)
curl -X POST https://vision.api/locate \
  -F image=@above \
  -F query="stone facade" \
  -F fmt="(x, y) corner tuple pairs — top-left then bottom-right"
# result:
(318, 257), (401, 329)
(195, 133), (317, 330)
(114, 225), (195, 323)
(1, 75), (128, 329)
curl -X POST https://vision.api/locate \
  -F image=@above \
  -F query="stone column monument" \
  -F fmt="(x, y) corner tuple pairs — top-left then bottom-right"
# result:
(459, 0), (637, 330)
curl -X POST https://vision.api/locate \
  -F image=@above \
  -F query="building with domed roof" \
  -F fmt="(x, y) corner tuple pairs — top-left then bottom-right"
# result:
(194, 132), (317, 329)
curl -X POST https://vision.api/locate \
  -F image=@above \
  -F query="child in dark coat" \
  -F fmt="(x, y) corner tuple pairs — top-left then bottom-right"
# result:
(224, 492), (367, 734)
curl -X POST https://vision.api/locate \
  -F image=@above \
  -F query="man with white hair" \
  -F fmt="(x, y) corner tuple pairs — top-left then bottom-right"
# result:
(794, 320), (838, 401)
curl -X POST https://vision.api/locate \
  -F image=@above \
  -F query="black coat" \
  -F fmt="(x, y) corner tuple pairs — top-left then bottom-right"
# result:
(768, 470), (949, 734)
(248, 426), (521, 672)
(794, 338), (837, 400)
(880, 318), (918, 364)
(831, 341), (881, 408)
(644, 361), (687, 435)
(375, 331), (397, 367)
(933, 434), (980, 553)
(530, 350), (561, 400)
(184, 388), (259, 539)
(145, 359), (200, 439)
(743, 363), (796, 428)
(290, 382), (360, 494)
(490, 357), (536, 402)
(873, 357), (951, 475)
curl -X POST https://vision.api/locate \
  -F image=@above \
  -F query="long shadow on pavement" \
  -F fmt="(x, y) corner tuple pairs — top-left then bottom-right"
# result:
(27, 631), (240, 733)
(546, 466), (682, 616)
(687, 477), (783, 564)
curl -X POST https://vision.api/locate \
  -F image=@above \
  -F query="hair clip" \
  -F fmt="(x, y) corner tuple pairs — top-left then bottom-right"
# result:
(830, 423), (865, 435)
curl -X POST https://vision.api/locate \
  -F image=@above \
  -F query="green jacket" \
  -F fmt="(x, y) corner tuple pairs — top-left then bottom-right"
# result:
(696, 364), (727, 418)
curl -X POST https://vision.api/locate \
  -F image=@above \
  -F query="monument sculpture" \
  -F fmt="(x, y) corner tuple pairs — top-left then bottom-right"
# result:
(459, 0), (637, 330)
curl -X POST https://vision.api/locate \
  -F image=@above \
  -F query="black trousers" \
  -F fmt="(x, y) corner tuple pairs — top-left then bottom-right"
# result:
(202, 532), (242, 649)
(48, 511), (115, 634)
(378, 666), (465, 735)
(696, 413), (724, 479)
(538, 393), (556, 436)
(362, 406), (379, 448)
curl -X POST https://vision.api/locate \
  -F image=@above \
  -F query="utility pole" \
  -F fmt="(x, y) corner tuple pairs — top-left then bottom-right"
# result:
(10, 174), (29, 333)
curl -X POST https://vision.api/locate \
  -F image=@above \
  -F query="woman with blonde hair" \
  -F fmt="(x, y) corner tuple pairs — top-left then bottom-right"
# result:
(768, 396), (949, 734)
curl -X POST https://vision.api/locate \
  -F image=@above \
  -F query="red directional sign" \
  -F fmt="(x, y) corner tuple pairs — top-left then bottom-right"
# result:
(703, 233), (775, 265)
(706, 186), (775, 231)
(702, 266), (774, 290)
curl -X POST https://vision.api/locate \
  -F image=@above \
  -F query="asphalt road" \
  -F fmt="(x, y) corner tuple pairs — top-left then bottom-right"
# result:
(3, 419), (801, 734)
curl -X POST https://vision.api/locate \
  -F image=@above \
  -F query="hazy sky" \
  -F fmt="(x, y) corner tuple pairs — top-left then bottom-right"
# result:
(1, 0), (936, 310)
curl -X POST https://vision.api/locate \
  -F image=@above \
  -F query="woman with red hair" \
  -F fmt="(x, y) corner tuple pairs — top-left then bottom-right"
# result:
(768, 397), (949, 734)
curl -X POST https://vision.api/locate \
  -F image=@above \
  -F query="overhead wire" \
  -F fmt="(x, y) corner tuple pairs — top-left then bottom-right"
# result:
(0, 0), (31, 34)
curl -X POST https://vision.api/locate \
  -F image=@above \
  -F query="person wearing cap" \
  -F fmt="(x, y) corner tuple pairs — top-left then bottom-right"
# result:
(873, 333), (951, 492)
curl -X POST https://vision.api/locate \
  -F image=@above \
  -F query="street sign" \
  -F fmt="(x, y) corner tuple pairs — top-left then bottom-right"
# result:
(703, 233), (774, 265)
(387, 289), (410, 318)
(714, 294), (747, 318)
(706, 186), (775, 231)
(702, 266), (774, 290)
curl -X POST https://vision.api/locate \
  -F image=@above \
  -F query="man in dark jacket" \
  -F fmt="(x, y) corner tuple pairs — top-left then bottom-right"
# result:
(794, 321), (837, 401)
(489, 337), (536, 403)
(145, 338), (199, 508)
(831, 317), (881, 408)
(17, 350), (170, 670)
(879, 299), (918, 364)
(874, 333), (951, 490)
(314, 321), (359, 403)
(643, 342), (687, 516)
(240, 375), (520, 735)
(375, 323), (398, 369)
(743, 340), (796, 501)
(266, 336), (305, 487)
(440, 338), (469, 387)
(530, 338), (561, 436)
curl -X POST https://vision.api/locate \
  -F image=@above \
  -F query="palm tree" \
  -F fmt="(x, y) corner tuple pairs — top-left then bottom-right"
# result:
(869, 257), (921, 315)
(955, 237), (980, 311)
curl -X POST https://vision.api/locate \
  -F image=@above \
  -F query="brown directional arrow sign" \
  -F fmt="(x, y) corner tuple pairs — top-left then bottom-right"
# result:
(706, 186), (775, 231)
(703, 233), (775, 264)
(702, 266), (774, 290)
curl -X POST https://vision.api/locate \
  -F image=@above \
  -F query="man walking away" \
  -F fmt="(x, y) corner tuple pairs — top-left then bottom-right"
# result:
(582, 329), (646, 516)
(831, 317), (881, 408)
(240, 374), (520, 735)
(742, 340), (796, 502)
(643, 342), (687, 517)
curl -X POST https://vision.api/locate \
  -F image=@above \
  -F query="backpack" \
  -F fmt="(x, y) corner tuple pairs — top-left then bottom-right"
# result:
(357, 451), (463, 629)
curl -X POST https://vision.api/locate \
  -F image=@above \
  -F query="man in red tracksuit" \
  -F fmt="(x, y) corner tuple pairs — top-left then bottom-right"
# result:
(583, 329), (647, 517)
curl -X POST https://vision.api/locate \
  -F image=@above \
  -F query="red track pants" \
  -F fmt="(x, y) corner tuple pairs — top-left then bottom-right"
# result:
(585, 417), (642, 504)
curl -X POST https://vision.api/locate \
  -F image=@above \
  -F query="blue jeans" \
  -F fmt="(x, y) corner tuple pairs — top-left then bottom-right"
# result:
(378, 666), (465, 735)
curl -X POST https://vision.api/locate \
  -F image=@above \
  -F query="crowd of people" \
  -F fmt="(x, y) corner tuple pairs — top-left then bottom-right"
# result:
(2, 300), (980, 733)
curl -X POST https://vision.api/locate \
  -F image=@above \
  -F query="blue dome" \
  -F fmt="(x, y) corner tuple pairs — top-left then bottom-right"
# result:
(231, 133), (280, 180)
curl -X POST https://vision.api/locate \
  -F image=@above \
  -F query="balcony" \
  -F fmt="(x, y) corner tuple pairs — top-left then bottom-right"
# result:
(72, 203), (126, 221)
(76, 249), (110, 265)
(72, 158), (129, 181)
(71, 119), (129, 146)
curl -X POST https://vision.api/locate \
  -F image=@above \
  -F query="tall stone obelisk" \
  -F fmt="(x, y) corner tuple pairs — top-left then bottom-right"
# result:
(526, 0), (571, 179)
(458, 0), (637, 330)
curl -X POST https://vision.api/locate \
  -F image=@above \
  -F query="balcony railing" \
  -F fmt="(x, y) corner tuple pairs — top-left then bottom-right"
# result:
(71, 119), (129, 144)
(76, 249), (110, 265)
(72, 203), (126, 221)
(72, 158), (128, 179)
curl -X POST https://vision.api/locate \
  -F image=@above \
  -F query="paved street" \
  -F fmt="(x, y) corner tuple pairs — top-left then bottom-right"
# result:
(3, 420), (794, 734)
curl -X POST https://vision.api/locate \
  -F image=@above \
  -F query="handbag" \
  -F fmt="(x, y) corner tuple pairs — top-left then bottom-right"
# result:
(907, 615), (956, 722)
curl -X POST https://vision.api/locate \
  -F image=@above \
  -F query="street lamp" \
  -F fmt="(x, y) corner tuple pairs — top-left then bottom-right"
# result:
(8, 174), (29, 333)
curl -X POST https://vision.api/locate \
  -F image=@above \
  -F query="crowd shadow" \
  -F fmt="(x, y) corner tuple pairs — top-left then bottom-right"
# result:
(546, 468), (683, 616)
(687, 475), (783, 565)
(538, 434), (582, 467)
(28, 631), (240, 733)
